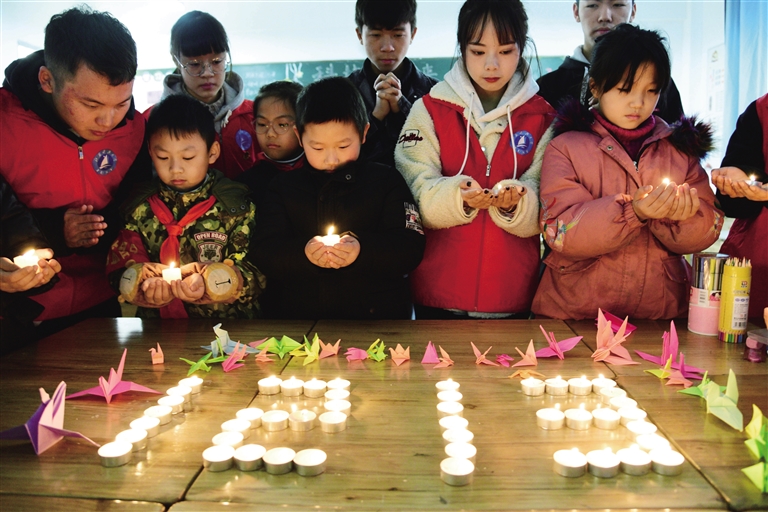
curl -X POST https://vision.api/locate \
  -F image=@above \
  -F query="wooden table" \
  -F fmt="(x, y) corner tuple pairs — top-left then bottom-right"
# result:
(1, 318), (766, 511)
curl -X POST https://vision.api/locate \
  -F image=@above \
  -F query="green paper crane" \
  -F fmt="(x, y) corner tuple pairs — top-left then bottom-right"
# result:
(745, 405), (767, 461)
(742, 461), (768, 493)
(367, 339), (387, 362)
(179, 352), (226, 376)
(678, 371), (725, 398)
(704, 369), (743, 431)
(256, 335), (302, 359)
(290, 333), (321, 366)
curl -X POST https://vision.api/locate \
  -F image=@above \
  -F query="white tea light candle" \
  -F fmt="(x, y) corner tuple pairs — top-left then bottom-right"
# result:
(320, 226), (341, 246)
(436, 379), (460, 392)
(130, 416), (160, 438)
(166, 385), (192, 403)
(442, 428), (474, 445)
(626, 420), (657, 441)
(178, 376), (203, 394)
(545, 376), (568, 396)
(437, 390), (463, 402)
(536, 404), (565, 430)
(212, 431), (244, 449)
(294, 448), (327, 476)
(324, 388), (350, 401)
(12, 250), (38, 270)
(203, 445), (235, 472)
(618, 406), (647, 426)
(319, 411), (347, 433)
(303, 378), (327, 398)
(591, 406), (620, 430)
(591, 375), (616, 394)
(161, 262), (182, 284)
(157, 395), (184, 414)
(115, 428), (148, 452)
(236, 408), (264, 429)
(280, 376), (304, 397)
(257, 376), (283, 395)
(567, 376), (592, 396)
(600, 387), (627, 404)
(324, 399), (351, 416)
(261, 410), (290, 431)
(143, 405), (172, 425)
(437, 401), (464, 418)
(553, 448), (587, 478)
(521, 377), (545, 396)
(618, 445), (652, 476)
(263, 447), (296, 475)
(439, 415), (469, 432)
(327, 377), (350, 391)
(234, 444), (266, 472)
(445, 442), (477, 464)
(650, 448), (685, 476)
(221, 419), (251, 440)
(440, 457), (474, 486)
(289, 409), (317, 431)
(98, 441), (133, 468)
(564, 404), (592, 430)
(586, 448), (620, 478)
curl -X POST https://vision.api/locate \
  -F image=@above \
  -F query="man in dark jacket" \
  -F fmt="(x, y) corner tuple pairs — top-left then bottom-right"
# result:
(0, 6), (148, 336)
(537, 0), (684, 124)
(348, 0), (437, 167)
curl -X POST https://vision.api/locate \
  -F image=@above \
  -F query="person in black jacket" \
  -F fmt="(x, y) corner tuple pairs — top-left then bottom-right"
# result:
(537, 1), (684, 124)
(348, 0), (437, 167)
(251, 77), (425, 319)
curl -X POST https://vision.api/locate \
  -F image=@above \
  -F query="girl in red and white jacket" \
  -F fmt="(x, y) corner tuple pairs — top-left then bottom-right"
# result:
(395, 0), (555, 318)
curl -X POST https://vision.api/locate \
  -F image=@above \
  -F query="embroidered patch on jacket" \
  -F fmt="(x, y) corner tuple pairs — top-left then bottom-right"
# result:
(194, 231), (228, 262)
(511, 130), (534, 155)
(398, 130), (423, 148)
(92, 149), (118, 175)
(404, 202), (424, 234)
(235, 129), (253, 151)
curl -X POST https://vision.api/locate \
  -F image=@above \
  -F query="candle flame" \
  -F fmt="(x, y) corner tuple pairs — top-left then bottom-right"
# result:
(327, 226), (335, 236)
(169, 262), (176, 269)
(581, 375), (586, 380)
(630, 443), (639, 451)
(662, 178), (670, 186)
(571, 447), (580, 453)
(579, 403), (586, 410)
(555, 403), (561, 410)
(599, 374), (604, 379)
(23, 249), (35, 258)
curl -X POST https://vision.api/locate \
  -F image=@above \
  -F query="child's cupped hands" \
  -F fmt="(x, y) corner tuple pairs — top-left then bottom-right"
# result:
(712, 166), (768, 201)
(305, 235), (360, 269)
(171, 273), (205, 302)
(632, 181), (700, 222)
(142, 277), (173, 306)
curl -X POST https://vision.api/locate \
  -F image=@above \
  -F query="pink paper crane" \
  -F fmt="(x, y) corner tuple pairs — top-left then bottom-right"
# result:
(319, 339), (341, 359)
(666, 352), (694, 388)
(511, 340), (538, 367)
(0, 382), (99, 454)
(596, 310), (637, 335)
(592, 309), (638, 366)
(222, 342), (248, 372)
(471, 342), (500, 366)
(422, 341), (440, 364)
(496, 354), (515, 367)
(535, 325), (582, 360)
(345, 347), (369, 361)
(149, 343), (164, 365)
(389, 344), (411, 366)
(635, 321), (703, 377)
(433, 345), (454, 368)
(67, 349), (161, 404)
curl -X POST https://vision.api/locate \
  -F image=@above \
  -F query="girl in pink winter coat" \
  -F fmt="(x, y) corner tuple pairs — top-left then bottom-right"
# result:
(532, 24), (723, 320)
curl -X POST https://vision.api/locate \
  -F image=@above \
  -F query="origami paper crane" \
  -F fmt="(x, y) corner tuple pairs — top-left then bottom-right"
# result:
(149, 343), (164, 365)
(422, 341), (440, 364)
(256, 335), (302, 359)
(645, 355), (674, 379)
(535, 325), (582, 360)
(389, 344), (410, 366)
(705, 369), (743, 431)
(254, 349), (274, 363)
(471, 342), (500, 366)
(0, 382), (99, 454)
(508, 369), (546, 379)
(367, 339), (387, 362)
(222, 342), (248, 372)
(742, 461), (768, 492)
(511, 340), (538, 367)
(596, 310), (637, 335)
(68, 349), (160, 404)
(433, 346), (454, 368)
(290, 334), (321, 366)
(319, 339), (341, 359)
(180, 351), (226, 376)
(665, 353), (693, 388)
(345, 347), (369, 361)
(635, 321), (703, 377)
(496, 354), (515, 367)
(202, 324), (258, 355)
(592, 309), (638, 365)
(745, 405), (766, 461)
(678, 371), (725, 398)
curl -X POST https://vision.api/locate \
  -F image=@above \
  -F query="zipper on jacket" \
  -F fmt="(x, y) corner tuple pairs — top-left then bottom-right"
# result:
(485, 163), (491, 177)
(78, 146), (84, 160)
(633, 161), (638, 171)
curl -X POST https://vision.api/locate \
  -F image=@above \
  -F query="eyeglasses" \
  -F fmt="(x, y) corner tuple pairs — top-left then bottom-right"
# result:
(175, 56), (228, 77)
(254, 119), (295, 135)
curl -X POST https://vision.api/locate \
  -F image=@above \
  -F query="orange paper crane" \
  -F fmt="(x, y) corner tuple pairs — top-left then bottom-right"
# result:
(149, 343), (164, 365)
(434, 346), (454, 368)
(511, 340), (538, 367)
(389, 344), (410, 366)
(319, 339), (341, 359)
(471, 342), (500, 366)
(592, 309), (638, 366)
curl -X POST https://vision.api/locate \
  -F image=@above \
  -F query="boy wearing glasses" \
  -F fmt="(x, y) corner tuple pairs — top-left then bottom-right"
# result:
(107, 94), (263, 318)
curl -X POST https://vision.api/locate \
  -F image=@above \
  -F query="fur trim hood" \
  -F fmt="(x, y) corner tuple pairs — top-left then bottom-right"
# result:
(553, 98), (713, 159)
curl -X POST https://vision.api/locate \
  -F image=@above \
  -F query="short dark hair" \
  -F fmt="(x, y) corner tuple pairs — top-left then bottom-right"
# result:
(355, 0), (416, 30)
(44, 6), (136, 87)
(253, 81), (304, 118)
(590, 24), (670, 95)
(170, 11), (229, 59)
(147, 95), (216, 149)
(576, 0), (635, 6)
(295, 77), (368, 138)
(457, 0), (530, 78)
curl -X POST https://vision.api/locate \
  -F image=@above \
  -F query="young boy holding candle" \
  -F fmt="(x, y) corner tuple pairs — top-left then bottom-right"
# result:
(107, 94), (264, 318)
(251, 77), (425, 319)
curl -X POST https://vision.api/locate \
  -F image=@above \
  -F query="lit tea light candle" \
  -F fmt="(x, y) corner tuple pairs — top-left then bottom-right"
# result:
(261, 410), (290, 431)
(591, 405), (620, 430)
(435, 379), (460, 392)
(586, 448), (620, 478)
(324, 388), (350, 401)
(289, 409), (317, 431)
(324, 399), (351, 416)
(212, 431), (244, 449)
(166, 385), (192, 403)
(280, 376), (305, 397)
(12, 250), (39, 270)
(617, 445), (652, 476)
(440, 457), (474, 486)
(609, 396), (637, 411)
(144, 405), (172, 425)
(303, 378), (327, 398)
(591, 374), (616, 394)
(320, 226), (341, 246)
(221, 419), (251, 440)
(520, 377), (545, 397)
(650, 448), (685, 476)
(263, 447), (296, 475)
(747, 174), (758, 186)
(294, 448), (327, 477)
(258, 376), (283, 395)
(445, 442), (477, 464)
(178, 376), (203, 394)
(443, 428), (474, 445)
(636, 433), (670, 452)
(536, 403), (565, 430)
(327, 377), (350, 391)
(157, 395), (184, 414)
(567, 376), (592, 396)
(234, 444), (266, 472)
(236, 408), (264, 429)
(115, 428), (148, 452)
(564, 404), (592, 430)
(661, 177), (671, 186)
(319, 411), (347, 433)
(618, 406), (647, 426)
(553, 448), (587, 478)
(626, 420), (657, 441)
(439, 415), (469, 432)
(98, 440), (133, 468)
(437, 401), (464, 418)
(161, 262), (182, 284)
(544, 376), (568, 396)
(130, 416), (160, 438)
(437, 390), (463, 402)
(600, 386), (627, 404)
(203, 445), (235, 472)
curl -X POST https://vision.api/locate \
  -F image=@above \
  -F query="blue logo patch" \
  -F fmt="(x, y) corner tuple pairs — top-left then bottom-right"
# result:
(235, 129), (253, 152)
(511, 130), (534, 155)
(92, 149), (117, 175)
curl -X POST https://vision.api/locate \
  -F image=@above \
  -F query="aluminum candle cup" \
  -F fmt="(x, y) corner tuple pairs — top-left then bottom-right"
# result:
(586, 448), (620, 478)
(618, 406), (647, 426)
(157, 395), (184, 414)
(203, 445), (235, 472)
(435, 379), (460, 392)
(650, 448), (685, 476)
(130, 416), (160, 438)
(261, 410), (290, 431)
(326, 377), (350, 391)
(280, 376), (304, 397)
(115, 428), (148, 451)
(166, 385), (192, 403)
(601, 387), (627, 404)
(521, 377), (545, 396)
(258, 376), (283, 395)
(536, 405), (565, 430)
(263, 447), (295, 475)
(553, 448), (587, 477)
(439, 415), (469, 432)
(437, 401), (464, 418)
(324, 399), (351, 416)
(324, 389), (350, 401)
(294, 448), (327, 476)
(567, 376), (592, 396)
(234, 444), (266, 471)
(437, 390), (463, 402)
(212, 431), (244, 449)
(319, 411), (347, 433)
(564, 405), (592, 430)
(442, 428), (474, 445)
(609, 396), (637, 411)
(98, 441), (133, 468)
(591, 406), (620, 430)
(303, 378), (327, 398)
(591, 375), (616, 394)
(440, 457), (474, 486)
(222, 419), (251, 440)
(236, 408), (264, 429)
(144, 405), (172, 425)
(636, 433), (671, 452)
(289, 409), (317, 431)
(617, 445), (652, 476)
(545, 376), (569, 396)
(626, 420), (657, 441)
(178, 376), (203, 394)
(445, 442), (477, 464)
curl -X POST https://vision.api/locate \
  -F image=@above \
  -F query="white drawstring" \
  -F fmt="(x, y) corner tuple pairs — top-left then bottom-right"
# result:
(455, 90), (475, 176)
(506, 104), (518, 180)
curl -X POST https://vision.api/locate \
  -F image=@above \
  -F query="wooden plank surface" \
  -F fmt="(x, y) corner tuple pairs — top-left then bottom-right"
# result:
(0, 495), (164, 512)
(185, 320), (727, 510)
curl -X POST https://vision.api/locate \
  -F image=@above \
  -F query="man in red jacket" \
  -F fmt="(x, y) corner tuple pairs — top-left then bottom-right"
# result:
(0, 6), (148, 336)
